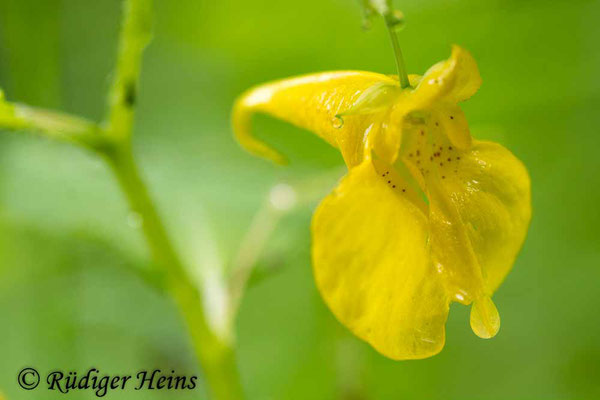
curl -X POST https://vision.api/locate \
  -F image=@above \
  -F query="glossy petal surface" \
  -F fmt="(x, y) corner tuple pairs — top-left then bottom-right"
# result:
(312, 160), (450, 359)
(232, 71), (397, 166)
(429, 140), (531, 299)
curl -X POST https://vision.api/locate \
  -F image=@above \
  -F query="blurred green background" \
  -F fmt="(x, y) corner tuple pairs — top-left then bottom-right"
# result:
(1, 0), (599, 399)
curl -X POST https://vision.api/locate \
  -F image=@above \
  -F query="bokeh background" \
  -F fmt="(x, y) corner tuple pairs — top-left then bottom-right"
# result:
(1, 0), (599, 399)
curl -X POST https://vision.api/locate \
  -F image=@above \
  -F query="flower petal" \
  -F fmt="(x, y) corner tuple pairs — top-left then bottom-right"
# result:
(311, 160), (449, 359)
(232, 71), (397, 167)
(432, 104), (472, 150)
(427, 140), (531, 314)
(413, 45), (482, 106)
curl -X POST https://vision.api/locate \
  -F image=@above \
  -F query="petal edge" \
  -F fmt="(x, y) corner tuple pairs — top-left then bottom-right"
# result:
(311, 160), (450, 359)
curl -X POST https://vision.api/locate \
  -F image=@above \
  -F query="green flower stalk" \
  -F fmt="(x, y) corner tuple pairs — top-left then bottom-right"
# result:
(0, 1), (244, 399)
(361, 0), (410, 88)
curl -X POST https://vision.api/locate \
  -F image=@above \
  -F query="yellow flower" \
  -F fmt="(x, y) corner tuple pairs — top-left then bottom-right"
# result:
(232, 46), (531, 360)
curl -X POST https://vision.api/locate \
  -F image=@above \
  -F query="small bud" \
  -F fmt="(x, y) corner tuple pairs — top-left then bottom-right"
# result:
(386, 10), (406, 32)
(367, 0), (391, 16)
(360, 0), (391, 29)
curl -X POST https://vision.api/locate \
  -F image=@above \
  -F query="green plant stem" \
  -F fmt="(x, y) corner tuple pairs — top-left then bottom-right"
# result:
(105, 0), (153, 140)
(384, 14), (410, 89)
(1, 0), (247, 396)
(102, 1), (244, 397)
(106, 145), (244, 400)
(0, 99), (247, 398)
(0, 102), (103, 148)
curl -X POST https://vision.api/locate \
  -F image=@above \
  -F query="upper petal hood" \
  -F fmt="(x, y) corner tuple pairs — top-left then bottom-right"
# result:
(412, 45), (482, 106)
(232, 46), (482, 168)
